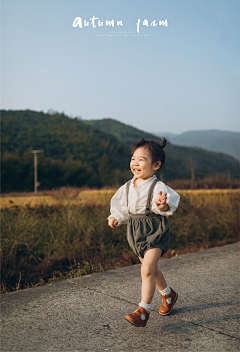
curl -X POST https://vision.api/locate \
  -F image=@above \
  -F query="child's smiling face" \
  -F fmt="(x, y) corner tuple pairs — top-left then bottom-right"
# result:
(130, 146), (161, 183)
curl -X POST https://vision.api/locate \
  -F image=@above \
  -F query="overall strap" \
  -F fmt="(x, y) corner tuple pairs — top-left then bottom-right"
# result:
(145, 179), (159, 213)
(126, 180), (132, 208)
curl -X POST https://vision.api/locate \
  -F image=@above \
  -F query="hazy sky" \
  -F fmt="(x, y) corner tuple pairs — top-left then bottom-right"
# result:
(1, 0), (239, 134)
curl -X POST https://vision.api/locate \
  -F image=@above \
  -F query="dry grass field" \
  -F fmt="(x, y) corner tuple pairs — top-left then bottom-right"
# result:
(1, 187), (239, 293)
(1, 188), (239, 208)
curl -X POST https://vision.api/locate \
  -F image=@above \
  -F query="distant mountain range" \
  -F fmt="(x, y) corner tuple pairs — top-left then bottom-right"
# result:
(84, 118), (239, 179)
(1, 110), (239, 192)
(154, 130), (239, 161)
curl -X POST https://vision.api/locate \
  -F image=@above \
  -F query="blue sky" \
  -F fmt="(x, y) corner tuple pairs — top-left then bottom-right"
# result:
(1, 0), (239, 134)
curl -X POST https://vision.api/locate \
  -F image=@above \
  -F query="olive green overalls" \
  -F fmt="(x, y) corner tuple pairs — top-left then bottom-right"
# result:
(126, 179), (170, 259)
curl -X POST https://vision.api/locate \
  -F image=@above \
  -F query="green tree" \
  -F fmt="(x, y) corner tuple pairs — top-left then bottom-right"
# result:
(98, 154), (111, 186)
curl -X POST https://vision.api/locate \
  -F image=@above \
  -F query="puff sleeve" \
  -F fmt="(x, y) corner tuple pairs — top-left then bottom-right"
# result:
(151, 181), (180, 216)
(107, 183), (129, 226)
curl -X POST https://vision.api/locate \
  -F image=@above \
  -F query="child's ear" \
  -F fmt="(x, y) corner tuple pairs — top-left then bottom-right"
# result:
(154, 161), (161, 170)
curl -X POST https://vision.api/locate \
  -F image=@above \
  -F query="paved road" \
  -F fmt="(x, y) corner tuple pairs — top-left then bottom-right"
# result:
(2, 242), (240, 352)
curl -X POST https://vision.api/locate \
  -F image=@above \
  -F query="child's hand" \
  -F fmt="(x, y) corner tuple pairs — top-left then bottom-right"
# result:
(155, 191), (169, 212)
(108, 217), (118, 228)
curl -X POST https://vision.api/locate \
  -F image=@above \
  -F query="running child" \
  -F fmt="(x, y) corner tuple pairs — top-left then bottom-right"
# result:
(108, 138), (180, 327)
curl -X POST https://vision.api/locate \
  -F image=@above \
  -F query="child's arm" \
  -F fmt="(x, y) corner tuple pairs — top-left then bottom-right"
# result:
(107, 183), (129, 226)
(152, 182), (180, 216)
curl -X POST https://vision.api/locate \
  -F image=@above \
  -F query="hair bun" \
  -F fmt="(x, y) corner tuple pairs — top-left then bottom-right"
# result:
(161, 137), (167, 148)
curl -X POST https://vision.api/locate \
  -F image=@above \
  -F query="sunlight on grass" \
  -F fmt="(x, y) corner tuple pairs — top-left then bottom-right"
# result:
(1, 188), (239, 293)
(1, 189), (239, 209)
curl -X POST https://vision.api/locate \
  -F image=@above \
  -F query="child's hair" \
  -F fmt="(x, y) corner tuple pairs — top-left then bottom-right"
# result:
(132, 138), (167, 170)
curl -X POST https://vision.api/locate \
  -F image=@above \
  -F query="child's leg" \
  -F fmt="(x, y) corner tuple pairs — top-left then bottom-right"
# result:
(140, 248), (163, 304)
(154, 265), (168, 291)
(124, 248), (176, 326)
(139, 249), (177, 314)
(142, 251), (178, 315)
(124, 249), (161, 327)
(139, 250), (168, 292)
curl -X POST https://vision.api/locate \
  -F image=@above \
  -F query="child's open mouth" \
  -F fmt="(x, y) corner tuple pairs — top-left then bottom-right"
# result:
(134, 169), (141, 173)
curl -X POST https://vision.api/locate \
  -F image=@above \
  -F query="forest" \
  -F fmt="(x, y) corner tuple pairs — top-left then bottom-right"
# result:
(1, 109), (239, 193)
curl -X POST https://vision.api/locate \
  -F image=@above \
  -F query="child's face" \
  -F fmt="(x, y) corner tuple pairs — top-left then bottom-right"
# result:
(130, 146), (161, 181)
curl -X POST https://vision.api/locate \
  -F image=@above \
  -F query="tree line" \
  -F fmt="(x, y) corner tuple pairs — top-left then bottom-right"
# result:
(1, 110), (239, 192)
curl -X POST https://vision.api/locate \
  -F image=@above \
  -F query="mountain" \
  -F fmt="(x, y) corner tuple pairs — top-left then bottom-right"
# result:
(84, 118), (239, 179)
(159, 132), (177, 139)
(1, 110), (239, 193)
(154, 130), (240, 161)
(1, 110), (132, 192)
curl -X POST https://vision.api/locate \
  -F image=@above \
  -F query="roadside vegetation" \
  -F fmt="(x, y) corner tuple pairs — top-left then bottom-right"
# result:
(1, 186), (239, 293)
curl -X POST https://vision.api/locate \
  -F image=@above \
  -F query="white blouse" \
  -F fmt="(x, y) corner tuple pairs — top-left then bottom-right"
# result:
(108, 175), (180, 226)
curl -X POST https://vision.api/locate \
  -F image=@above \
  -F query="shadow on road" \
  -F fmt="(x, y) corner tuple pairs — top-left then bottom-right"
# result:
(171, 301), (240, 315)
(162, 314), (240, 334)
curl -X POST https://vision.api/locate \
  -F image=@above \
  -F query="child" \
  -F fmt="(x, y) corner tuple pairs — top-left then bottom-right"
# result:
(108, 138), (180, 327)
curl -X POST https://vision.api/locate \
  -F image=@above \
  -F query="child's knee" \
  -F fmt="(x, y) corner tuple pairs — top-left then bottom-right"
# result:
(141, 263), (155, 278)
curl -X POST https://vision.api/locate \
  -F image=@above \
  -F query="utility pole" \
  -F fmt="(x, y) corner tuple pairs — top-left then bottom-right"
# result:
(31, 150), (44, 194)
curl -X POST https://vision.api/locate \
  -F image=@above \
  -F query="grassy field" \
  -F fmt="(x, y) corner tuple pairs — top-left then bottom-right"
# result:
(1, 188), (239, 293)
(1, 188), (239, 208)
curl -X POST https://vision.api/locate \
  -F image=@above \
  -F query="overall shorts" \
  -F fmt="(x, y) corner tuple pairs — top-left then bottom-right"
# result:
(126, 179), (170, 259)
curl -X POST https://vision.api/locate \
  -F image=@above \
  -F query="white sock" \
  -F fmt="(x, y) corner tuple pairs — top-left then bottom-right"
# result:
(139, 301), (151, 320)
(159, 283), (172, 304)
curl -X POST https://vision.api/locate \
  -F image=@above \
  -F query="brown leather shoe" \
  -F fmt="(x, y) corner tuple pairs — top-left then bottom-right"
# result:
(159, 287), (178, 316)
(124, 306), (150, 327)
